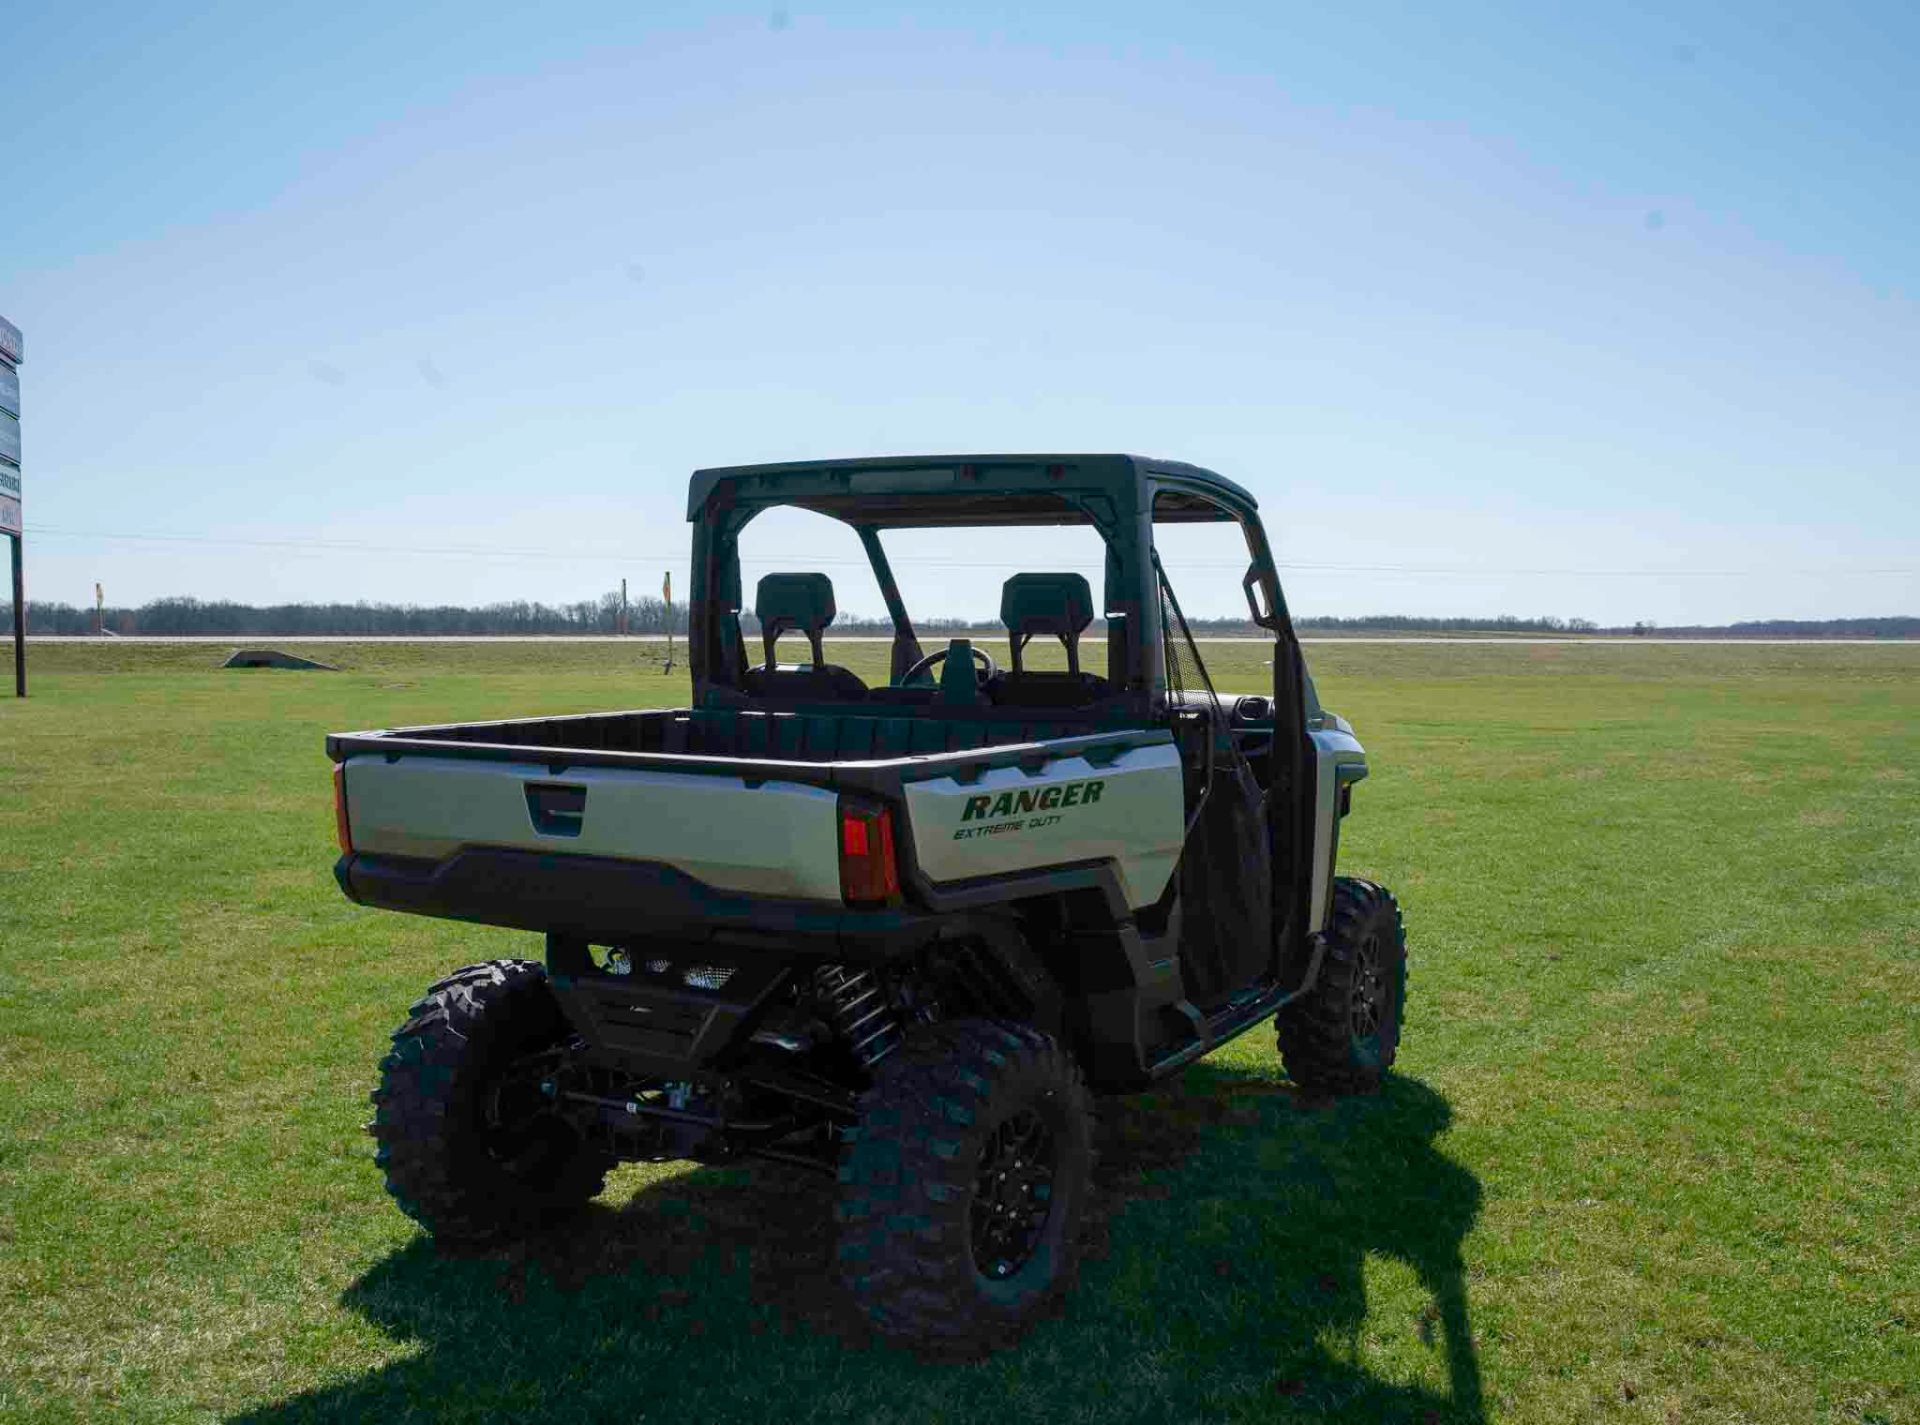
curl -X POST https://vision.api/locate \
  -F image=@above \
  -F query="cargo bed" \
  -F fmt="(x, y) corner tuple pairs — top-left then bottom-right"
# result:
(328, 704), (1125, 766)
(330, 707), (1188, 939)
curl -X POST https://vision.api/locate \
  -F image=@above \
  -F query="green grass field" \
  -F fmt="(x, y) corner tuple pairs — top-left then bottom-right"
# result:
(2, 640), (1915, 1423)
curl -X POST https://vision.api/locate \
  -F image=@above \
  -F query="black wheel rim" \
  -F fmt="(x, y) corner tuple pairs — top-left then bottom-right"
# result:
(971, 1108), (1057, 1279)
(484, 1052), (576, 1186)
(1350, 932), (1385, 1039)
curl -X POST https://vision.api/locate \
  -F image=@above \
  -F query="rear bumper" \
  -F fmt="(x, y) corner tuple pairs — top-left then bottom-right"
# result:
(336, 833), (1142, 952)
(335, 848), (930, 958)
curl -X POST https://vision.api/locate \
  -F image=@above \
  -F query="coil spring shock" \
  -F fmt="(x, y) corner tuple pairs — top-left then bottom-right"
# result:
(815, 964), (901, 1068)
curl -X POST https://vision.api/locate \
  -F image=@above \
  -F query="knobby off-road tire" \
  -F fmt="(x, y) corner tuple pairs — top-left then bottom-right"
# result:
(1276, 878), (1407, 1096)
(370, 959), (611, 1243)
(835, 1019), (1096, 1357)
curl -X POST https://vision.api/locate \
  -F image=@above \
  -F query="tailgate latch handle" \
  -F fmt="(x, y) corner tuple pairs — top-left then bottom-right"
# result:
(524, 782), (587, 837)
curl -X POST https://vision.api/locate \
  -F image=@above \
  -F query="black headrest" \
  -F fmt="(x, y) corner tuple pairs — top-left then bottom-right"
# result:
(1000, 573), (1094, 675)
(755, 572), (835, 667)
(1000, 573), (1093, 639)
(756, 572), (835, 633)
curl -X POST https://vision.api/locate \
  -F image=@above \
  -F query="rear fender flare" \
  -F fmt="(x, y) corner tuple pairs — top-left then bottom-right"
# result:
(921, 914), (1064, 1038)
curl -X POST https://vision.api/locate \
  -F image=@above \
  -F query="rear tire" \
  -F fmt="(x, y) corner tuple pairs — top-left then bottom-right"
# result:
(835, 1020), (1096, 1357)
(1276, 878), (1407, 1095)
(370, 959), (610, 1243)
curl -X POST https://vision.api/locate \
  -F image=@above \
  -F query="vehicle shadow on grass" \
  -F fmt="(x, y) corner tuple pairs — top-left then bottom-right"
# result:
(235, 1071), (1482, 1424)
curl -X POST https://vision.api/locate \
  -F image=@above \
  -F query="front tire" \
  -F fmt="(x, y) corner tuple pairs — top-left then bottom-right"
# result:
(370, 959), (610, 1243)
(835, 1020), (1096, 1357)
(1276, 878), (1407, 1095)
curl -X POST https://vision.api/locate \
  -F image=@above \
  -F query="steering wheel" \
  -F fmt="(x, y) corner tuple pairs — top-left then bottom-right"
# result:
(901, 642), (999, 689)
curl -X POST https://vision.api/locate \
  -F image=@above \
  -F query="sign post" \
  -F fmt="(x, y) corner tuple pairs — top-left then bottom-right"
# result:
(1, 315), (22, 697)
(663, 571), (674, 673)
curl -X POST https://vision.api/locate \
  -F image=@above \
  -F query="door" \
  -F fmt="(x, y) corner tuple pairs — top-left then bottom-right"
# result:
(1150, 491), (1276, 1008)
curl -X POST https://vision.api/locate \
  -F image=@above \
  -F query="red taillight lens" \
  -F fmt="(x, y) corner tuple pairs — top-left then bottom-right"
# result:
(838, 799), (899, 905)
(332, 763), (353, 854)
(842, 817), (870, 858)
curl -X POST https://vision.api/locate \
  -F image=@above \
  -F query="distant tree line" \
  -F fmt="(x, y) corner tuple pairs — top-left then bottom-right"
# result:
(4, 594), (1915, 640)
(6, 593), (692, 637)
(1608, 616), (1920, 639)
(1284, 613), (1599, 634)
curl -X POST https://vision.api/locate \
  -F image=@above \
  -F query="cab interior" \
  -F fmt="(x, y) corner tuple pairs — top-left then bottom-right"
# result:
(731, 566), (1120, 713)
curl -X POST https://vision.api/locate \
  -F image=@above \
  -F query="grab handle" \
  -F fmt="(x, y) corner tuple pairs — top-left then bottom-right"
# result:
(524, 782), (586, 837)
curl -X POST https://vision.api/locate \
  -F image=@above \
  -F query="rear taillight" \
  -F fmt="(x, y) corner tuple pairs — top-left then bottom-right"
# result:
(332, 763), (353, 854)
(839, 798), (900, 905)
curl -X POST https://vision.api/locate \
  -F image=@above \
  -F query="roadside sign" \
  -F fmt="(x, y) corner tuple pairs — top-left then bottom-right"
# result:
(0, 330), (14, 536)
(0, 322), (15, 536)
(4, 313), (23, 697)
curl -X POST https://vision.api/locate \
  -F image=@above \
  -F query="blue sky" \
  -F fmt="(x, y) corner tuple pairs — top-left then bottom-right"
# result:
(4, 1), (1916, 623)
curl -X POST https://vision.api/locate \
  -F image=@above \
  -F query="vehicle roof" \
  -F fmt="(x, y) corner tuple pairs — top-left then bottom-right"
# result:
(686, 453), (1256, 527)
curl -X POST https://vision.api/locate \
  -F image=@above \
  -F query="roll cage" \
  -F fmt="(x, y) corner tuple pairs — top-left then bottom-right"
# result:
(684, 452), (1301, 718)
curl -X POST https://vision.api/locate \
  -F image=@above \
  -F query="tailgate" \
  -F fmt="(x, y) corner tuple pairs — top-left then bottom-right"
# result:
(338, 754), (843, 902)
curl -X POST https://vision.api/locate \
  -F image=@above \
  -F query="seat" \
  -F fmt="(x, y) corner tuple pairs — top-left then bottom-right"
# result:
(741, 572), (868, 702)
(993, 572), (1111, 709)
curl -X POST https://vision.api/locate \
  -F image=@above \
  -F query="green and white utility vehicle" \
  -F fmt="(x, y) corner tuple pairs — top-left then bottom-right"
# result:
(329, 454), (1406, 1355)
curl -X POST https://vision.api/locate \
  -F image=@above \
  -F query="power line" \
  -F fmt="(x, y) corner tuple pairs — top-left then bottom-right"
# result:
(19, 524), (1917, 579)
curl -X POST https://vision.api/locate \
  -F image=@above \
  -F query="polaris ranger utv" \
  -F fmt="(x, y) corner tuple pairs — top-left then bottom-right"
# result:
(329, 454), (1405, 1355)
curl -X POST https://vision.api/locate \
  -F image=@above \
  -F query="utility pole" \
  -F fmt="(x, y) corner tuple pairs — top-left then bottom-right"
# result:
(1, 315), (23, 697)
(663, 570), (674, 673)
(620, 577), (629, 636)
